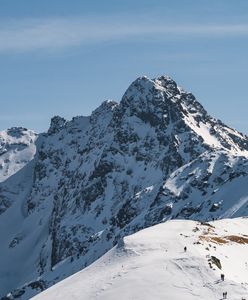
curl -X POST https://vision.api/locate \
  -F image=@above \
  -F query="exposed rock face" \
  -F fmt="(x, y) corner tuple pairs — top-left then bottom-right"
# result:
(48, 116), (67, 135)
(1, 76), (248, 299)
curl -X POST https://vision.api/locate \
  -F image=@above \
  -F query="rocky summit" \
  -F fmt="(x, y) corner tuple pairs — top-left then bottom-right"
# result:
(1, 75), (248, 299)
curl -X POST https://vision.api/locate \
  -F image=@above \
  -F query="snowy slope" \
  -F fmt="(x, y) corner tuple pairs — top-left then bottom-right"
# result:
(1, 75), (248, 299)
(32, 218), (248, 300)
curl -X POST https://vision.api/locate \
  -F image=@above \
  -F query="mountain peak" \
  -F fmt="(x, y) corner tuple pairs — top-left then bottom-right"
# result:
(120, 75), (188, 113)
(154, 75), (178, 92)
(6, 127), (29, 138)
(48, 115), (67, 135)
(2, 74), (248, 300)
(120, 75), (173, 111)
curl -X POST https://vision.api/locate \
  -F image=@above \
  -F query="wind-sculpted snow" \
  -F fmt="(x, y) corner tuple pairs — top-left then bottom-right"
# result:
(1, 75), (248, 299)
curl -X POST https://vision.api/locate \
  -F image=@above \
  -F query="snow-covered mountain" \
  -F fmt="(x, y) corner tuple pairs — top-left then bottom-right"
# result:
(0, 127), (37, 214)
(0, 127), (36, 183)
(31, 218), (248, 300)
(1, 75), (248, 299)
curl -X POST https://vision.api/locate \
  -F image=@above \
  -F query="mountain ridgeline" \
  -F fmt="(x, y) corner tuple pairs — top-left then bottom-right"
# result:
(1, 75), (248, 299)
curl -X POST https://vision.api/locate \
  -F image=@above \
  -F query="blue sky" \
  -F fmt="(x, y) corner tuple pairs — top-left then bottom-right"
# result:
(1, 0), (248, 133)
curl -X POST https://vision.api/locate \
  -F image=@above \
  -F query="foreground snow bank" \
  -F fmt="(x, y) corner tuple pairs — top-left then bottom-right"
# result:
(32, 218), (248, 300)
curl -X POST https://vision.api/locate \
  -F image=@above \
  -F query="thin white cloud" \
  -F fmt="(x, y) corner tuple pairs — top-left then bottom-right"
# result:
(0, 17), (248, 53)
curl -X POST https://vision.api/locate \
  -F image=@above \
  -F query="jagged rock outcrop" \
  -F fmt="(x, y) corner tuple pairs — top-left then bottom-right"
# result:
(1, 76), (248, 299)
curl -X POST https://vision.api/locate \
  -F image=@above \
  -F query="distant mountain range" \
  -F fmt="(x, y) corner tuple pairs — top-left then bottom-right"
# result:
(1, 75), (248, 299)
